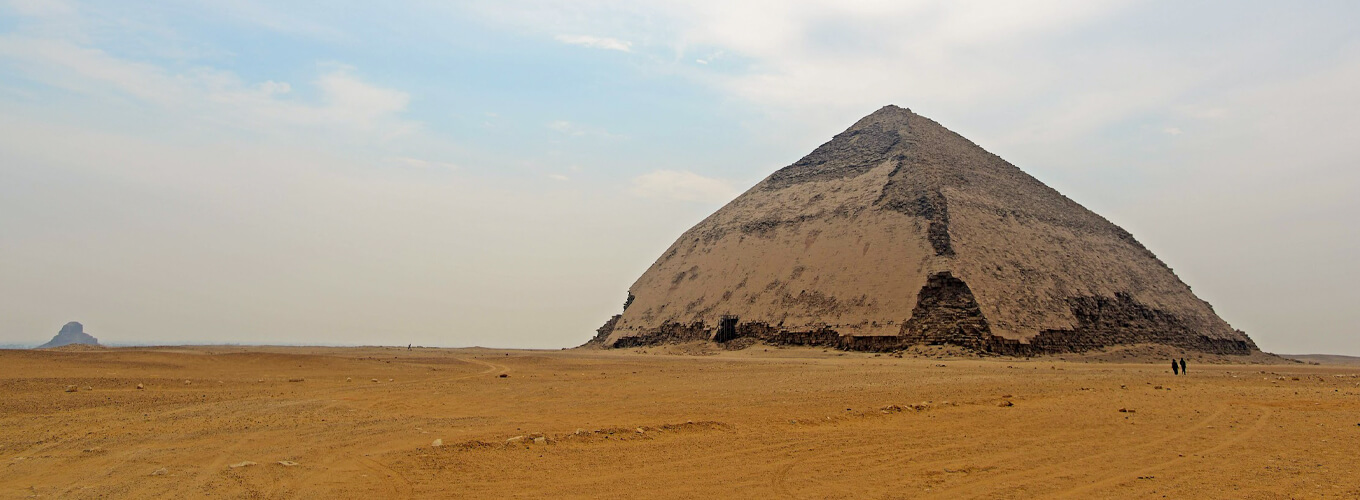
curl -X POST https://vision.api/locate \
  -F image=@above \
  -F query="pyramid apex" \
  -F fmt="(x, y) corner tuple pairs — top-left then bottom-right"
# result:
(849, 104), (914, 130)
(868, 104), (912, 117)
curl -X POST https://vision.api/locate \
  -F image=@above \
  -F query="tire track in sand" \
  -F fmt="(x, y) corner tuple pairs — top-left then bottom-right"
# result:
(919, 403), (1233, 498)
(281, 354), (508, 495)
(771, 460), (801, 499)
(1050, 406), (1273, 498)
(357, 455), (414, 499)
(758, 403), (1124, 499)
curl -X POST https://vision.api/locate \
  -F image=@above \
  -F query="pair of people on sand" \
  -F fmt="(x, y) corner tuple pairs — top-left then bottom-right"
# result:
(1171, 358), (1187, 375)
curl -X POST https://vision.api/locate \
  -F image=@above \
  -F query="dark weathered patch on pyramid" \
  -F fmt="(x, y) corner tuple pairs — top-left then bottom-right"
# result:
(765, 122), (901, 189)
(590, 105), (1257, 355)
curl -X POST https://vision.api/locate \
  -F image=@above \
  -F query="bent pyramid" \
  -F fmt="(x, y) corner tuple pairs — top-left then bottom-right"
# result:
(593, 105), (1257, 355)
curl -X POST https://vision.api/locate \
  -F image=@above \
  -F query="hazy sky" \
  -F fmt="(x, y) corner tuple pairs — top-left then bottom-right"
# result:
(1, 1), (1357, 354)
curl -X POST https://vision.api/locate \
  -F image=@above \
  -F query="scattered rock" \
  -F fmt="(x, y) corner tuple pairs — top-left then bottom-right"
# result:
(277, 460), (299, 467)
(997, 400), (1014, 407)
(65, 385), (78, 393)
(346, 377), (352, 382)
(498, 374), (509, 378)
(506, 435), (525, 444)
(431, 439), (443, 448)
(150, 467), (168, 476)
(533, 437), (547, 445)
(184, 380), (191, 385)
(136, 384), (144, 390)
(371, 379), (379, 383)
(1118, 408), (1136, 413)
(288, 378), (304, 383)
(228, 461), (257, 469)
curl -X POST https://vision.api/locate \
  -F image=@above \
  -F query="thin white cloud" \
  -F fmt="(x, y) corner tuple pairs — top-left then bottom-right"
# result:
(385, 156), (458, 171)
(547, 120), (575, 133)
(6, 0), (76, 17)
(547, 120), (615, 138)
(459, 0), (1156, 151)
(548, 173), (569, 181)
(257, 80), (291, 95)
(628, 170), (738, 204)
(555, 34), (632, 52)
(194, 1), (346, 41)
(313, 67), (410, 127)
(0, 35), (414, 135)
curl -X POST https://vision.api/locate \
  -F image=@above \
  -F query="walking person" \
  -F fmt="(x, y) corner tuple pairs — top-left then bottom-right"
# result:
(1172, 359), (1179, 375)
(1180, 358), (1187, 375)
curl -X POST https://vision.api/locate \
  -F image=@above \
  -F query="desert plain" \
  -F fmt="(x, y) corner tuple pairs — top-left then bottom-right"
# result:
(1, 345), (1358, 499)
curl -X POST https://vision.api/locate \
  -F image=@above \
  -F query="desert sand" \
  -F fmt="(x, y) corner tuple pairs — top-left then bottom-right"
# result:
(2, 345), (1357, 499)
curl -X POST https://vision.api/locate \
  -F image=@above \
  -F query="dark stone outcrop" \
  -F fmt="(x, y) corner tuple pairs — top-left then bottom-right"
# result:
(898, 272), (989, 345)
(582, 315), (623, 348)
(611, 321), (710, 348)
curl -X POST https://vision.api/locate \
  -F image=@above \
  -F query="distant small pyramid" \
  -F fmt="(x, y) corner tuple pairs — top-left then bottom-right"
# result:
(37, 321), (100, 349)
(591, 105), (1257, 355)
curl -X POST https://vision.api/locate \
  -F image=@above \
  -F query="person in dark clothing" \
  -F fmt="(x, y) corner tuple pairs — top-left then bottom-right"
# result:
(1180, 358), (1187, 375)
(1172, 359), (1179, 375)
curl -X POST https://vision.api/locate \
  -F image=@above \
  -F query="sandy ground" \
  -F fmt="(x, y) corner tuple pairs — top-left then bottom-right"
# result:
(1, 345), (1358, 499)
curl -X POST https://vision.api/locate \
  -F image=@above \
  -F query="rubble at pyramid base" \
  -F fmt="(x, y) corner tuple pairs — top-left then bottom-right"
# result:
(597, 318), (1255, 356)
(589, 271), (1257, 356)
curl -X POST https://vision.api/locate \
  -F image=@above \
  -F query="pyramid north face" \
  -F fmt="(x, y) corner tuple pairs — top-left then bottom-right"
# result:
(588, 105), (1256, 356)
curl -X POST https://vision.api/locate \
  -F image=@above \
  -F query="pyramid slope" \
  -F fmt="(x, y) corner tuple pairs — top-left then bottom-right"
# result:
(37, 321), (100, 349)
(596, 106), (1255, 355)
